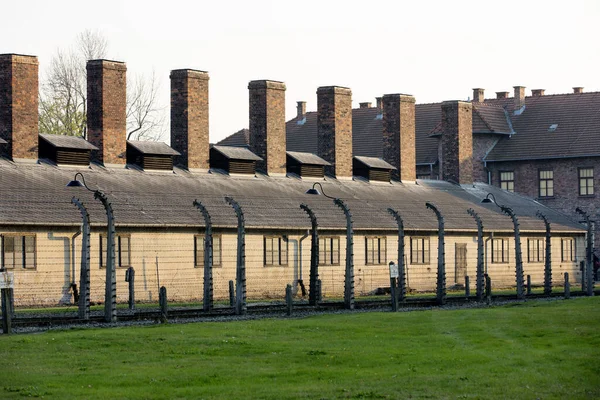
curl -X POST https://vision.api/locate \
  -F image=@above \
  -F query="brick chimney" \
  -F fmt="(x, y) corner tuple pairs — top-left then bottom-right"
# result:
(317, 86), (352, 178)
(441, 101), (473, 184)
(514, 86), (526, 110)
(573, 87), (584, 94)
(296, 101), (306, 118)
(496, 91), (509, 99)
(472, 88), (484, 102)
(87, 60), (127, 166)
(531, 89), (545, 97)
(376, 97), (383, 111)
(382, 93), (416, 181)
(359, 102), (372, 109)
(0, 54), (38, 161)
(248, 80), (286, 175)
(170, 69), (209, 170)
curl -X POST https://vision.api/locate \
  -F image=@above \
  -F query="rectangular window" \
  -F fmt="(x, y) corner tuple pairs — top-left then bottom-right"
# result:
(100, 235), (131, 268)
(500, 171), (515, 192)
(539, 170), (554, 198)
(527, 238), (545, 263)
(264, 236), (288, 266)
(561, 238), (574, 262)
(579, 168), (594, 196)
(1, 235), (36, 269)
(491, 238), (509, 263)
(416, 174), (430, 180)
(410, 237), (430, 264)
(365, 237), (387, 265)
(194, 235), (222, 267)
(319, 236), (340, 266)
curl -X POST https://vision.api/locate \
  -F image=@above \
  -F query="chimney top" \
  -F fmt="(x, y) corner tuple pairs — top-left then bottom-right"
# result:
(531, 89), (545, 96)
(170, 69), (209, 79)
(359, 102), (372, 109)
(472, 88), (485, 103)
(514, 86), (526, 112)
(316, 86), (351, 95)
(573, 87), (584, 94)
(496, 91), (510, 99)
(248, 80), (286, 91)
(296, 101), (306, 117)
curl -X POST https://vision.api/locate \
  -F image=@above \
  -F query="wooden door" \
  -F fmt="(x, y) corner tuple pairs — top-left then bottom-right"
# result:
(455, 244), (467, 284)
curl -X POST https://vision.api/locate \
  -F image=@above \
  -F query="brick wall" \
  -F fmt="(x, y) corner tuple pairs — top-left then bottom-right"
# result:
(87, 60), (127, 165)
(382, 94), (416, 181)
(472, 134), (500, 183)
(170, 69), (210, 170)
(0, 54), (38, 160)
(248, 80), (287, 175)
(317, 86), (353, 178)
(441, 101), (473, 184)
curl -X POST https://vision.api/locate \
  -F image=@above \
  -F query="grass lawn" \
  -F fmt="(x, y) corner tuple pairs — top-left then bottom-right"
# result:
(1, 298), (599, 399)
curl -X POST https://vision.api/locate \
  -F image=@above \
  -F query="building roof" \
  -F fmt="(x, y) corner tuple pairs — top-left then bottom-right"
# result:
(0, 159), (583, 233)
(127, 140), (181, 156)
(286, 151), (331, 166)
(39, 133), (98, 150)
(217, 128), (249, 147)
(212, 145), (262, 161)
(354, 156), (396, 170)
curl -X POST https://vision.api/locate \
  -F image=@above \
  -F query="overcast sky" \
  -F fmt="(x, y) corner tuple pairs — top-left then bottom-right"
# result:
(2, 0), (599, 144)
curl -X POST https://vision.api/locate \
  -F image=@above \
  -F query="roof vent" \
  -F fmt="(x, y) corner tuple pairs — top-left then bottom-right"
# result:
(286, 151), (330, 178)
(38, 134), (98, 166)
(126, 141), (180, 171)
(548, 124), (558, 132)
(210, 145), (262, 175)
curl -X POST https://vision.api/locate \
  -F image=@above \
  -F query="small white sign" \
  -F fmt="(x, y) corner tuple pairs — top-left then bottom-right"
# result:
(389, 263), (399, 279)
(0, 272), (14, 289)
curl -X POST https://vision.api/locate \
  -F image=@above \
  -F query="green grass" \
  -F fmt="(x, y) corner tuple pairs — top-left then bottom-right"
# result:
(2, 298), (600, 399)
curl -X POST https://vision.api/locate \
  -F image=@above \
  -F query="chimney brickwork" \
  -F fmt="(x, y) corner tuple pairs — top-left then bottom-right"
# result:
(441, 101), (473, 184)
(296, 101), (306, 118)
(0, 54), (38, 160)
(376, 97), (383, 111)
(87, 60), (127, 165)
(573, 87), (584, 94)
(170, 69), (210, 170)
(382, 93), (416, 181)
(472, 88), (485, 102)
(359, 102), (372, 109)
(531, 89), (545, 96)
(496, 91), (509, 99)
(248, 80), (287, 175)
(514, 86), (526, 110)
(317, 86), (353, 178)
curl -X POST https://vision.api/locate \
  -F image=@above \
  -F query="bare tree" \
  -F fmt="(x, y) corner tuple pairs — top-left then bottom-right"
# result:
(39, 30), (165, 141)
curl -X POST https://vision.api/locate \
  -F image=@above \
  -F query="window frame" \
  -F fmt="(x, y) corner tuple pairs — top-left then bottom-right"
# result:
(410, 237), (430, 265)
(527, 238), (545, 263)
(263, 236), (288, 267)
(365, 236), (387, 265)
(1, 234), (37, 270)
(319, 236), (340, 266)
(194, 234), (222, 268)
(561, 238), (575, 262)
(499, 171), (515, 192)
(100, 234), (131, 268)
(578, 167), (594, 196)
(491, 238), (509, 264)
(538, 169), (554, 198)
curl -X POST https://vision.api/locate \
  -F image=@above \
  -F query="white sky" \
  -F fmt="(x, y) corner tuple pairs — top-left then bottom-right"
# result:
(2, 0), (599, 144)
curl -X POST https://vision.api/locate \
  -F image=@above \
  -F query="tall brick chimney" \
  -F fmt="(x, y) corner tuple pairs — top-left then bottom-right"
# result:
(87, 60), (127, 166)
(573, 87), (584, 94)
(441, 101), (473, 184)
(376, 97), (383, 111)
(359, 102), (372, 109)
(248, 80), (286, 175)
(531, 89), (545, 96)
(472, 88), (484, 103)
(496, 91), (509, 99)
(0, 54), (38, 161)
(514, 86), (526, 110)
(317, 86), (353, 178)
(170, 69), (209, 170)
(296, 101), (306, 118)
(382, 93), (416, 181)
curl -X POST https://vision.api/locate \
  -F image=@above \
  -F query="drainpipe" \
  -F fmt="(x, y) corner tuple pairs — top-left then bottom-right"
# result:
(484, 232), (494, 275)
(297, 230), (310, 296)
(71, 229), (81, 284)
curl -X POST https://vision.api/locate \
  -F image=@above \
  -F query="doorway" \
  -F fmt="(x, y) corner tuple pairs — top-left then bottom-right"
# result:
(455, 244), (467, 284)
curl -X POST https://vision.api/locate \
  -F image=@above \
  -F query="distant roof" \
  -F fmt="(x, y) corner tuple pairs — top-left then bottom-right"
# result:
(212, 145), (262, 161)
(127, 140), (180, 156)
(287, 151), (330, 166)
(218, 129), (249, 147)
(354, 156), (396, 170)
(39, 133), (98, 150)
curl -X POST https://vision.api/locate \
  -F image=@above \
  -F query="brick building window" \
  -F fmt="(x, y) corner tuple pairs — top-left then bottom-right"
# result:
(365, 236), (387, 265)
(500, 171), (515, 192)
(491, 238), (509, 263)
(264, 236), (288, 266)
(578, 168), (594, 196)
(527, 238), (545, 263)
(561, 238), (574, 262)
(1, 235), (36, 269)
(100, 235), (130, 268)
(539, 170), (554, 198)
(319, 236), (340, 266)
(194, 235), (222, 267)
(410, 237), (430, 264)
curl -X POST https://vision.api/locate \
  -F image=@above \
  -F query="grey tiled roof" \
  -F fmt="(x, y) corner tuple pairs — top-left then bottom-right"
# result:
(39, 134), (98, 150)
(212, 145), (262, 161)
(0, 159), (583, 233)
(127, 140), (180, 156)
(354, 156), (396, 170)
(287, 151), (331, 166)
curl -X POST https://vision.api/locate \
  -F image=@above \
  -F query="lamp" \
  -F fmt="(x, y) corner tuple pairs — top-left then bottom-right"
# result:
(305, 182), (335, 199)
